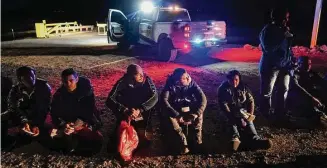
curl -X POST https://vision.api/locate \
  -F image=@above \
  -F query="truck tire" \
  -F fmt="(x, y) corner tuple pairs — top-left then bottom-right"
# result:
(158, 37), (174, 62)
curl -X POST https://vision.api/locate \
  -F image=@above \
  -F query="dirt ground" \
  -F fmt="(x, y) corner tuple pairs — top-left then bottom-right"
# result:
(1, 36), (327, 167)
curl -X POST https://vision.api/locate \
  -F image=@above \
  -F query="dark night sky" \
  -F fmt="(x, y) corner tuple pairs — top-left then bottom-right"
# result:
(1, 0), (326, 45)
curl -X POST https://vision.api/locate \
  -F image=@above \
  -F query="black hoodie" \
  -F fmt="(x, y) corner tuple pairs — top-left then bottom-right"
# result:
(106, 74), (158, 120)
(51, 77), (98, 128)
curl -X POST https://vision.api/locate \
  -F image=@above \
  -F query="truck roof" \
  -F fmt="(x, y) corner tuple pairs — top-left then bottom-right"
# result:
(158, 7), (188, 11)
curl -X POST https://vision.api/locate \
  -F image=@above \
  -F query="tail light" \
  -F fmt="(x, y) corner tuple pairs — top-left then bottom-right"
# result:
(184, 25), (190, 32)
(184, 43), (189, 49)
(184, 24), (190, 38)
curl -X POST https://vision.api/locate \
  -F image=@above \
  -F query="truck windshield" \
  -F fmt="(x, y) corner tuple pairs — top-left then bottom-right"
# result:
(157, 10), (190, 22)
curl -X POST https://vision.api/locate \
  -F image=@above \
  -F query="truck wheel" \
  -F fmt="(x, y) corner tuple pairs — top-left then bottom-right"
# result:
(158, 37), (174, 62)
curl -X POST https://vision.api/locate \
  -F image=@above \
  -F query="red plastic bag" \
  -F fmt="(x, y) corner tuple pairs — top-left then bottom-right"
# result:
(117, 120), (139, 161)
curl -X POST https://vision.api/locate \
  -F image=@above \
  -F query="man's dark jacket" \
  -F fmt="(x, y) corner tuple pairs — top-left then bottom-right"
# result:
(2, 77), (13, 113)
(7, 79), (51, 127)
(51, 77), (98, 128)
(106, 74), (158, 120)
(217, 81), (255, 117)
(259, 23), (294, 72)
(161, 75), (207, 118)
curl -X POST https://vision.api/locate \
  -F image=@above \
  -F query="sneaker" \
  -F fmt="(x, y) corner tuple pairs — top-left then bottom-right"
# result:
(320, 113), (327, 127)
(320, 113), (327, 121)
(232, 137), (241, 151)
(181, 146), (190, 155)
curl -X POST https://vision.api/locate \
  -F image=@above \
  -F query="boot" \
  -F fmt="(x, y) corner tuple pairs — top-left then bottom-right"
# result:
(232, 137), (241, 151)
(181, 145), (190, 155)
(320, 113), (327, 127)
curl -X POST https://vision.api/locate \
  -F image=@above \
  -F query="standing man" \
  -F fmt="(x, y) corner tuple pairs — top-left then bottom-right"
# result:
(259, 8), (295, 119)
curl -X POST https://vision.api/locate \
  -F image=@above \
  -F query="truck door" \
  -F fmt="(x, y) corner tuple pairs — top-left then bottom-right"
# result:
(107, 9), (127, 43)
(139, 9), (157, 43)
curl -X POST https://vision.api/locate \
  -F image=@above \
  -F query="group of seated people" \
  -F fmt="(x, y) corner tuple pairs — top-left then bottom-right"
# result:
(1, 56), (327, 158)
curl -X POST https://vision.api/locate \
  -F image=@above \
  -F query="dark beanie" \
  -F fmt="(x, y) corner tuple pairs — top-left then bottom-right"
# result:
(172, 68), (187, 81)
(127, 64), (142, 75)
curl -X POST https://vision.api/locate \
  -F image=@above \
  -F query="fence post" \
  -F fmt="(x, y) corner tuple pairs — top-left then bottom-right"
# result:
(11, 29), (15, 40)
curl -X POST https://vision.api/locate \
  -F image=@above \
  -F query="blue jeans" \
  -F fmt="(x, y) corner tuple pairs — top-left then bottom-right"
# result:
(231, 120), (259, 140)
(260, 68), (290, 117)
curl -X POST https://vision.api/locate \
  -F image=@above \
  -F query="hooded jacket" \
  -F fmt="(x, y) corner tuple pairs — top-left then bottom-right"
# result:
(259, 23), (294, 72)
(290, 69), (327, 100)
(51, 77), (98, 128)
(106, 74), (158, 120)
(7, 79), (51, 127)
(2, 76), (13, 113)
(218, 81), (254, 116)
(161, 75), (207, 118)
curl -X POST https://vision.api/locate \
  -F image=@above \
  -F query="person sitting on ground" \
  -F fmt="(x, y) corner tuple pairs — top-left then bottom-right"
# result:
(288, 56), (327, 125)
(1, 76), (14, 149)
(161, 68), (207, 154)
(50, 68), (103, 155)
(4, 66), (52, 150)
(106, 64), (158, 154)
(218, 70), (272, 151)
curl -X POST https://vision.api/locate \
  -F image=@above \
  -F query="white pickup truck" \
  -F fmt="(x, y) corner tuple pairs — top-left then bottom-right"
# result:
(107, 6), (226, 61)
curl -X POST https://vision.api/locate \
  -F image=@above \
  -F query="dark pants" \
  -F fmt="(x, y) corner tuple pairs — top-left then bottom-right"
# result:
(225, 109), (259, 141)
(168, 114), (203, 147)
(260, 68), (290, 117)
(288, 90), (326, 118)
(1, 124), (52, 151)
(51, 127), (103, 155)
(230, 119), (259, 140)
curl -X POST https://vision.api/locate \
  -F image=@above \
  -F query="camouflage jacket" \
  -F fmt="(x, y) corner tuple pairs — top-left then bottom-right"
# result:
(218, 81), (254, 116)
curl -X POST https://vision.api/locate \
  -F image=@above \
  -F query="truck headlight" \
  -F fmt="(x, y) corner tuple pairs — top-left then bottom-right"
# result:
(194, 38), (202, 44)
(141, 1), (154, 13)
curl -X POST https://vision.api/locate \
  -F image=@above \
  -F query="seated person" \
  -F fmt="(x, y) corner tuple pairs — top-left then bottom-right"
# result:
(50, 68), (103, 155)
(218, 70), (272, 151)
(161, 68), (207, 154)
(1, 76), (13, 113)
(4, 66), (51, 150)
(288, 56), (327, 123)
(106, 64), (158, 154)
(2, 76), (13, 149)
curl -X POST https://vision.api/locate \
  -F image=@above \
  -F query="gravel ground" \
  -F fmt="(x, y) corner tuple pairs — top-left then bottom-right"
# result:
(1, 42), (327, 167)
